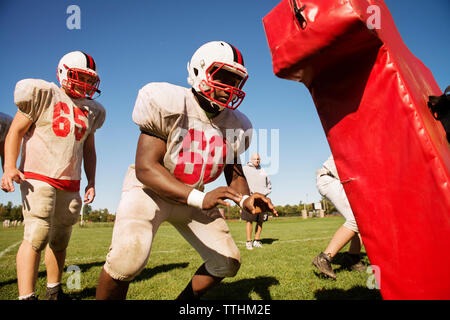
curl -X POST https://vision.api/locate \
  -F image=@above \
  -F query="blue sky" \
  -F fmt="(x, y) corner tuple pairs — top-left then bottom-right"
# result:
(1, 0), (449, 212)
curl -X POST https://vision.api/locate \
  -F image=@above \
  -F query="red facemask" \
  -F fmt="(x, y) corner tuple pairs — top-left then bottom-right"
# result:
(60, 65), (100, 99)
(199, 62), (248, 110)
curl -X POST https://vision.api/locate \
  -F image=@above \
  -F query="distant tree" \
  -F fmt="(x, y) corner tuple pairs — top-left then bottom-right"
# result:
(10, 205), (22, 221)
(0, 204), (7, 220)
(106, 212), (116, 222)
(84, 207), (115, 223)
(321, 196), (336, 215)
(218, 205), (241, 219)
(0, 202), (23, 221)
(274, 205), (285, 216)
(83, 204), (92, 215)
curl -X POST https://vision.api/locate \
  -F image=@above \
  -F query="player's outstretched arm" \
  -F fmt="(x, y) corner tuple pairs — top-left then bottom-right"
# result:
(244, 193), (278, 216)
(202, 186), (242, 210)
(224, 162), (278, 216)
(1, 111), (31, 192)
(83, 133), (97, 204)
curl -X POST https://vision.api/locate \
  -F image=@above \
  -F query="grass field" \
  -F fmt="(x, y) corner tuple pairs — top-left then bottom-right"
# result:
(0, 216), (381, 300)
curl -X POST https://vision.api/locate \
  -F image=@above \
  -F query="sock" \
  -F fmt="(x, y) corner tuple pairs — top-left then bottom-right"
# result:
(47, 282), (60, 289)
(18, 292), (36, 300)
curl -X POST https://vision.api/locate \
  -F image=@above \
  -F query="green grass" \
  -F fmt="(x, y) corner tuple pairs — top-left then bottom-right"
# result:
(0, 216), (381, 300)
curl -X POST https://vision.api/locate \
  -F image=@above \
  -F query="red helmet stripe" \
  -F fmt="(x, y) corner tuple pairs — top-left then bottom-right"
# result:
(88, 55), (93, 69)
(226, 43), (244, 66)
(81, 51), (96, 70)
(235, 47), (243, 65)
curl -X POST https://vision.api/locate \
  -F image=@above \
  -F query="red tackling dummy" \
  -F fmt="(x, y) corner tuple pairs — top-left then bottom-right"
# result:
(263, 0), (450, 299)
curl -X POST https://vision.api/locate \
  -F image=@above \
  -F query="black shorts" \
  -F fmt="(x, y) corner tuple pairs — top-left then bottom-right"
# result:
(241, 210), (268, 223)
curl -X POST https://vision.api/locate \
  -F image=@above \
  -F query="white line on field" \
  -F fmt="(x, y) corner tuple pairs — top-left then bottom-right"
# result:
(236, 236), (331, 244)
(152, 237), (332, 254)
(0, 241), (21, 258)
(149, 237), (334, 254)
(15, 236), (333, 264)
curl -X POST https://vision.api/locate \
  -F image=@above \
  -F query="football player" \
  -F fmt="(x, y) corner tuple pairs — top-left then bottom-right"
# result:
(95, 41), (277, 300)
(1, 51), (106, 300)
(313, 155), (364, 279)
(0, 112), (13, 170)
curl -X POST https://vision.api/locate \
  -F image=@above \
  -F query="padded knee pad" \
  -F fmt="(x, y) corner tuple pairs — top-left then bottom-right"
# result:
(48, 225), (73, 252)
(104, 236), (152, 282)
(26, 222), (50, 252)
(104, 253), (147, 282)
(205, 255), (241, 278)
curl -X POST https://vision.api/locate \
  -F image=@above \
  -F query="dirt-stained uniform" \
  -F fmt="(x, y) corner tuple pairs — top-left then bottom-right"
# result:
(14, 79), (105, 251)
(103, 82), (252, 281)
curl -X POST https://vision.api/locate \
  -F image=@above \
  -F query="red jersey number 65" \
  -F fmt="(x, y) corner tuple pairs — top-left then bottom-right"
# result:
(52, 102), (88, 141)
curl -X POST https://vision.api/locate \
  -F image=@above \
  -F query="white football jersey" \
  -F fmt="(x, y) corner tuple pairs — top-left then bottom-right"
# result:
(132, 82), (253, 191)
(0, 112), (13, 143)
(14, 79), (106, 181)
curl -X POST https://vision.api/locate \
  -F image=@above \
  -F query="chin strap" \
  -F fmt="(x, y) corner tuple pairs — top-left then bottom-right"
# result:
(191, 89), (222, 115)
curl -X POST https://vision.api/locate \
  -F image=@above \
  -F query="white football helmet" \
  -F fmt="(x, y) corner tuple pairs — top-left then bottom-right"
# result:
(187, 41), (248, 110)
(57, 51), (100, 99)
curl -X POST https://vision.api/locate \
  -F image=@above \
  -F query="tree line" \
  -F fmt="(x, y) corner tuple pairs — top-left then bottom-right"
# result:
(0, 202), (115, 223)
(81, 204), (115, 223)
(219, 196), (337, 219)
(1, 197), (337, 223)
(0, 202), (23, 221)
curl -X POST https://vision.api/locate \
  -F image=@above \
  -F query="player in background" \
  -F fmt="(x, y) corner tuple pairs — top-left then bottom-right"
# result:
(96, 41), (277, 300)
(312, 155), (365, 279)
(0, 112), (13, 170)
(241, 153), (273, 250)
(1, 51), (106, 300)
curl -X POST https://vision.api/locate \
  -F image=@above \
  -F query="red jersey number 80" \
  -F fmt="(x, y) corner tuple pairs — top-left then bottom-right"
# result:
(173, 129), (227, 186)
(52, 102), (88, 141)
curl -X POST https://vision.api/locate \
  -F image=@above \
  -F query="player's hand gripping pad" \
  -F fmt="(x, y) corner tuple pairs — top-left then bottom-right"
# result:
(263, 0), (450, 299)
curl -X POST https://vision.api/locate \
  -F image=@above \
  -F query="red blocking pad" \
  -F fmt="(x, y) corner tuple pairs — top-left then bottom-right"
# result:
(263, 0), (450, 299)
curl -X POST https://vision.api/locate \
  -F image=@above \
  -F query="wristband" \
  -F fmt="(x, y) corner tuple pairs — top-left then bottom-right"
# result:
(239, 195), (250, 208)
(187, 189), (206, 209)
